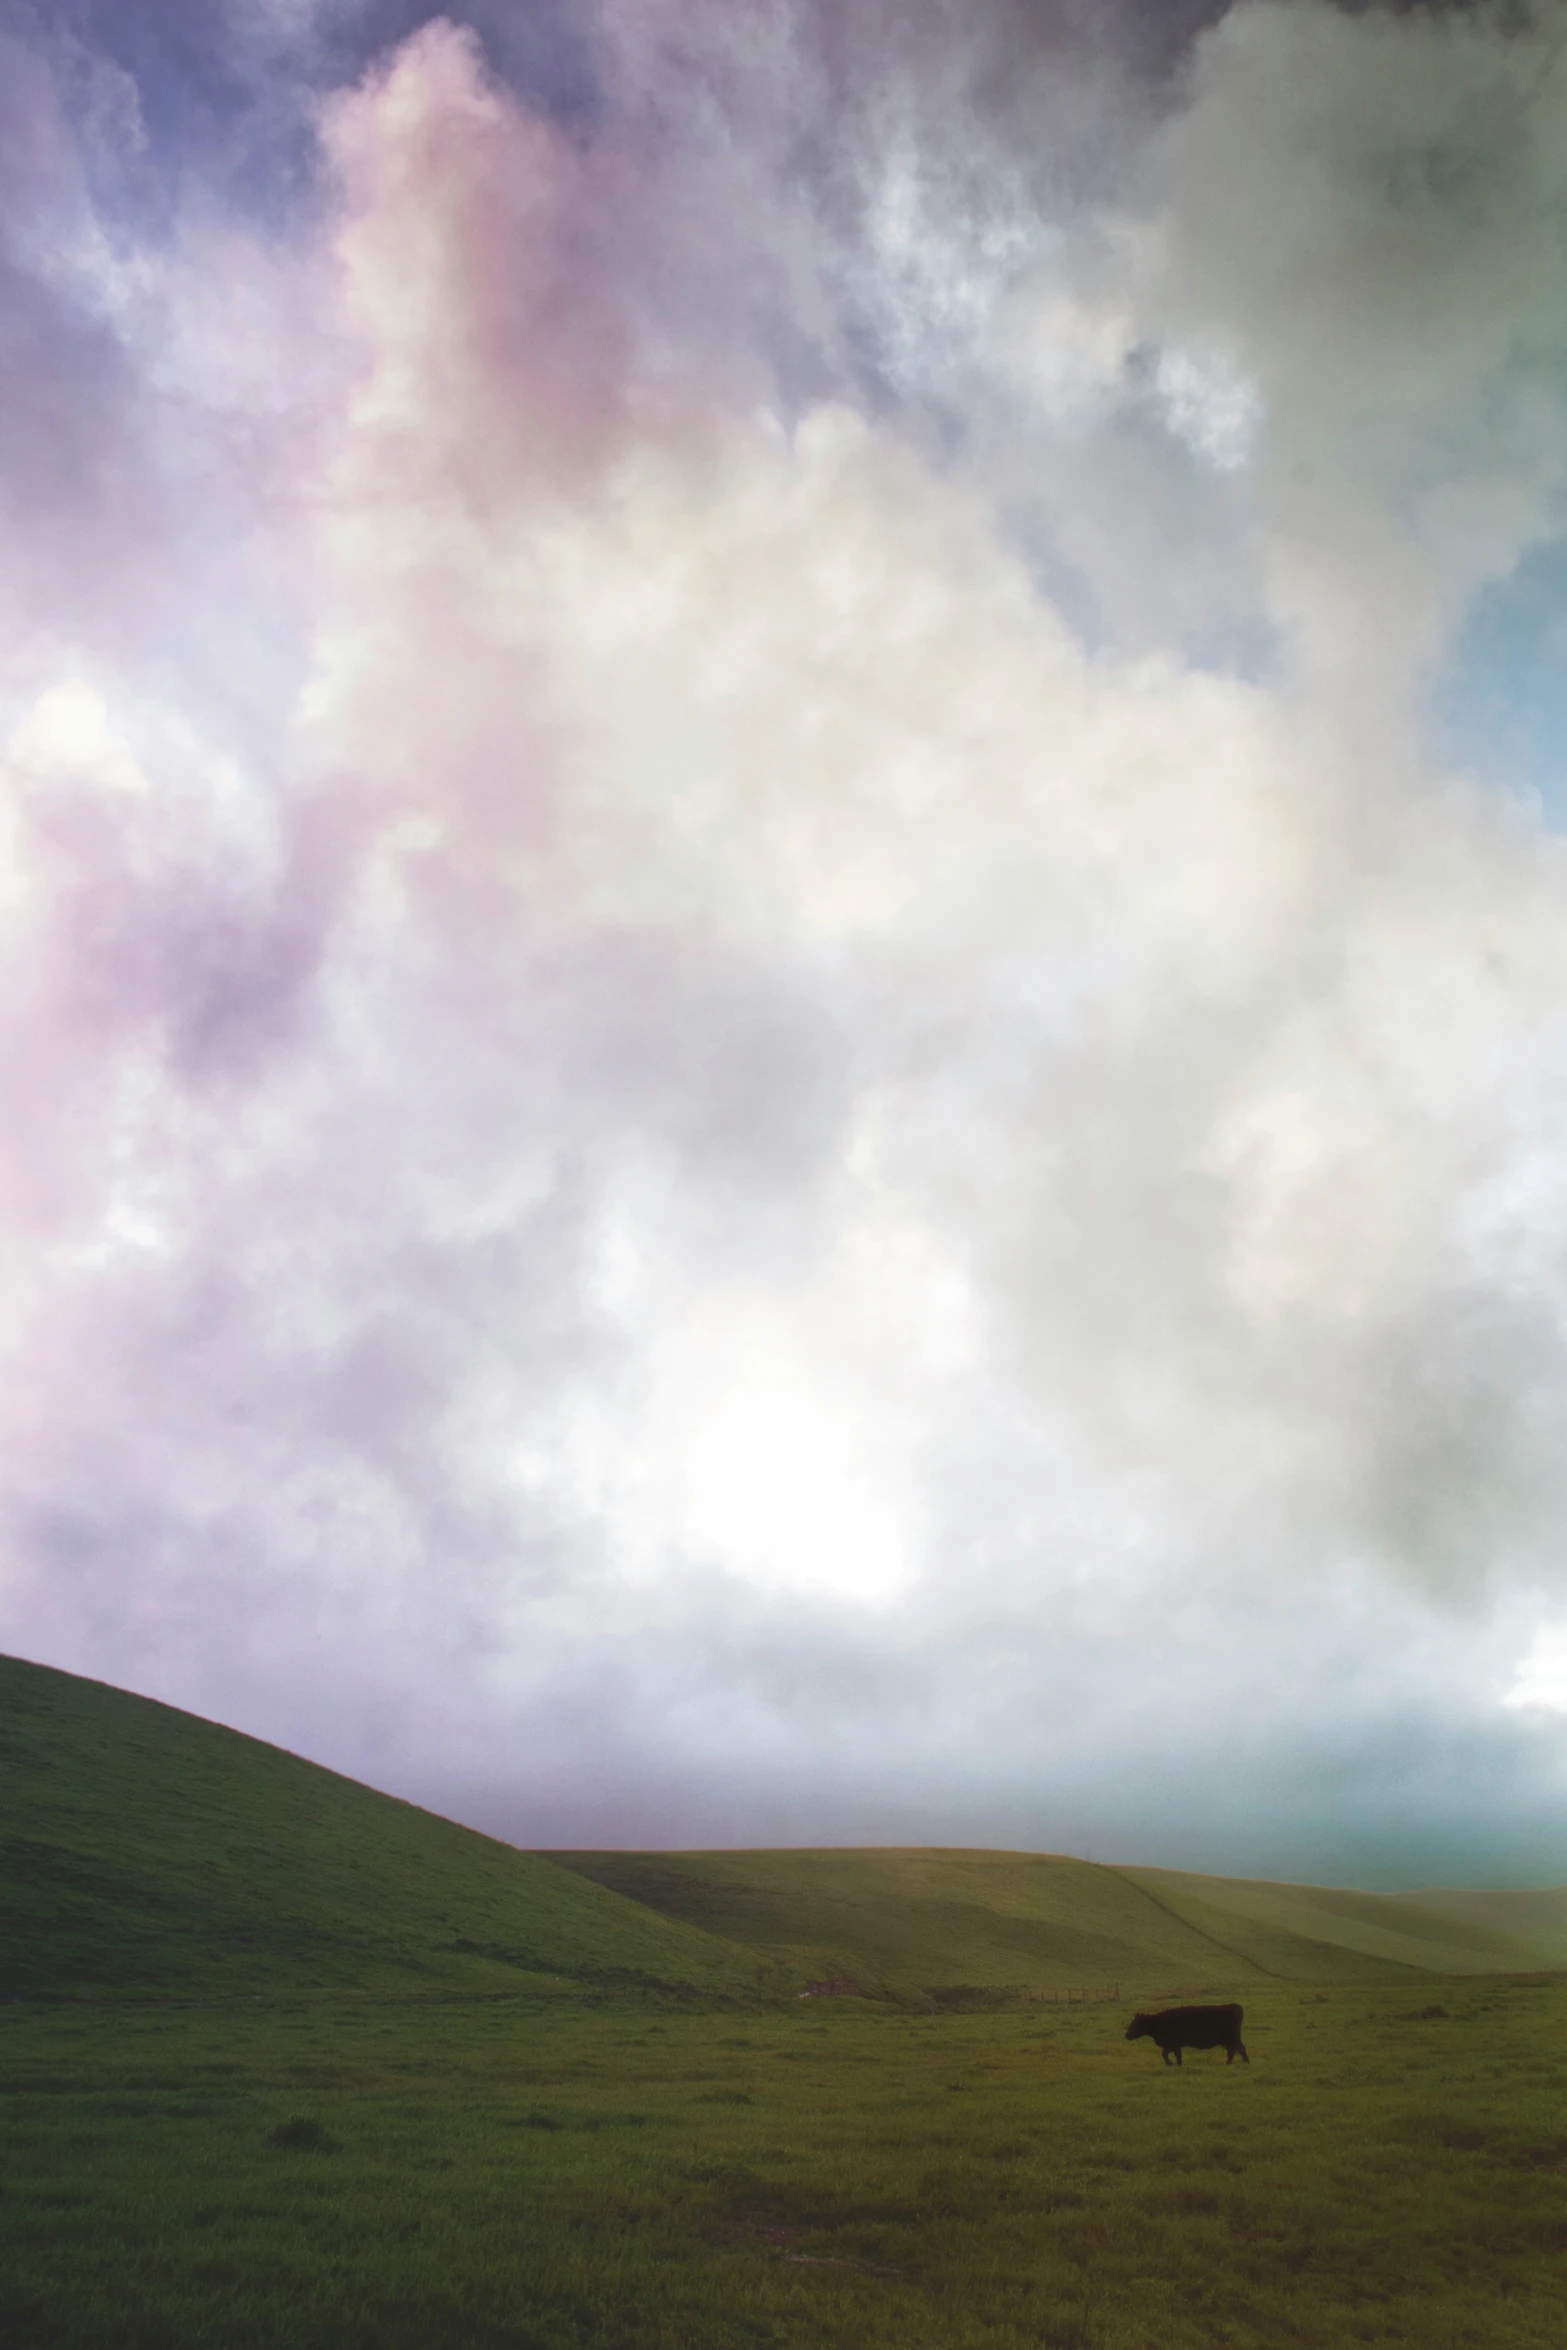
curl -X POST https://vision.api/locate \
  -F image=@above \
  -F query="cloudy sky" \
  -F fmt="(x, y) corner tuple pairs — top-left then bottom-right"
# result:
(6, 0), (1567, 1886)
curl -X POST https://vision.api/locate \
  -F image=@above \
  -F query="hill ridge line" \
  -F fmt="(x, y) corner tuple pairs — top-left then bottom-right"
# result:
(9, 1656), (1567, 1999)
(1101, 1864), (1287, 1983)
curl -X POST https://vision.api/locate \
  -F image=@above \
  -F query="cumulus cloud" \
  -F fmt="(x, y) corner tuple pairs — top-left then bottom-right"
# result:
(4, 0), (1567, 1882)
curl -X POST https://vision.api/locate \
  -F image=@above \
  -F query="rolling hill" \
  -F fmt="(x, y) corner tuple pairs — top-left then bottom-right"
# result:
(552, 1846), (1567, 1993)
(552, 1846), (1245, 1994)
(1122, 1865), (1567, 1981)
(0, 1652), (755, 2000)
(5, 1651), (1564, 2005)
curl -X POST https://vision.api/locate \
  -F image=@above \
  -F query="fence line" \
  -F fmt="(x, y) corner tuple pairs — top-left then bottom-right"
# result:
(1033, 1984), (1121, 2005)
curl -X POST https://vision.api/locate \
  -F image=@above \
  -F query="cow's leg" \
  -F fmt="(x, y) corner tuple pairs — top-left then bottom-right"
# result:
(1238, 2043), (1249, 2064)
(1162, 2046), (1175, 2065)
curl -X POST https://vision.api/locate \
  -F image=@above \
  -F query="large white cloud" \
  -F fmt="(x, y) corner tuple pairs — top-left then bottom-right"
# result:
(4, 2), (1567, 1880)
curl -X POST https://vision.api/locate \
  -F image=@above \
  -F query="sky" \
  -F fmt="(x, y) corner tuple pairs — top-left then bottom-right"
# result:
(4, 0), (1567, 1888)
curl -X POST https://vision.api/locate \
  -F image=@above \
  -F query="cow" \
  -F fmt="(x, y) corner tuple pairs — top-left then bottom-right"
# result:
(1124, 2002), (1248, 2066)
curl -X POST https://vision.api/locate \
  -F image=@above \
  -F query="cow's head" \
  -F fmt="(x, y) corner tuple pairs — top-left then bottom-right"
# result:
(1124, 2013), (1153, 2041)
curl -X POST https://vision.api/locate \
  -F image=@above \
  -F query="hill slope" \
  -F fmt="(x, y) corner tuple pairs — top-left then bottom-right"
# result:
(552, 1846), (1252, 1993)
(0, 1653), (755, 2000)
(1391, 1882), (1567, 1953)
(1124, 1867), (1567, 1979)
(553, 1847), (1567, 1992)
(8, 1653), (1563, 2005)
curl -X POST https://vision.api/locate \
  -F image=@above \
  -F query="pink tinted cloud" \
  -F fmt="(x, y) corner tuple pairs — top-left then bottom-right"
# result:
(324, 20), (638, 511)
(4, 8), (1567, 1885)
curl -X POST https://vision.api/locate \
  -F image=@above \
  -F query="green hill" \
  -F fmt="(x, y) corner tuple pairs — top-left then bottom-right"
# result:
(1390, 1881), (1567, 1951)
(1123, 1866), (1567, 1980)
(549, 1846), (1242, 1995)
(0, 1653), (755, 2001)
(7, 1652), (1564, 2007)
(552, 1846), (1567, 1994)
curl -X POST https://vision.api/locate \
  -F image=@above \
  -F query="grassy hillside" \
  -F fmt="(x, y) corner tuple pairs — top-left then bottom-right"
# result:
(6, 1654), (1567, 2347)
(553, 1847), (1567, 1993)
(1124, 1867), (1567, 1980)
(0, 1653), (755, 2001)
(1391, 1883), (1567, 1955)
(550, 1847), (1256, 1995)
(7, 1651), (1563, 2008)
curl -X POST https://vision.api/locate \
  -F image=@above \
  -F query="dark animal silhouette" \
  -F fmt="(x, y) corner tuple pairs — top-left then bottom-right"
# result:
(1125, 2002), (1248, 2066)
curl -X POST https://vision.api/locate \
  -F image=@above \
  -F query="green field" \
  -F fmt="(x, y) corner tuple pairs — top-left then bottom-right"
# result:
(4, 1652), (1565, 2348)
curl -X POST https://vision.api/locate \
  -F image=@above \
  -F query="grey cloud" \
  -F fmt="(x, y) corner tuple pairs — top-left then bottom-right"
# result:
(0, 36), (154, 633)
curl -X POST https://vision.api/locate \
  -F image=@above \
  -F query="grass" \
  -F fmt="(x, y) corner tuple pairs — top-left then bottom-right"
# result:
(0, 1655), (755, 2003)
(2, 1976), (1565, 2348)
(10, 1652), (1564, 2006)
(4, 1650), (1566, 2346)
(1122, 1867), (1567, 1979)
(552, 1845), (1567, 1992)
